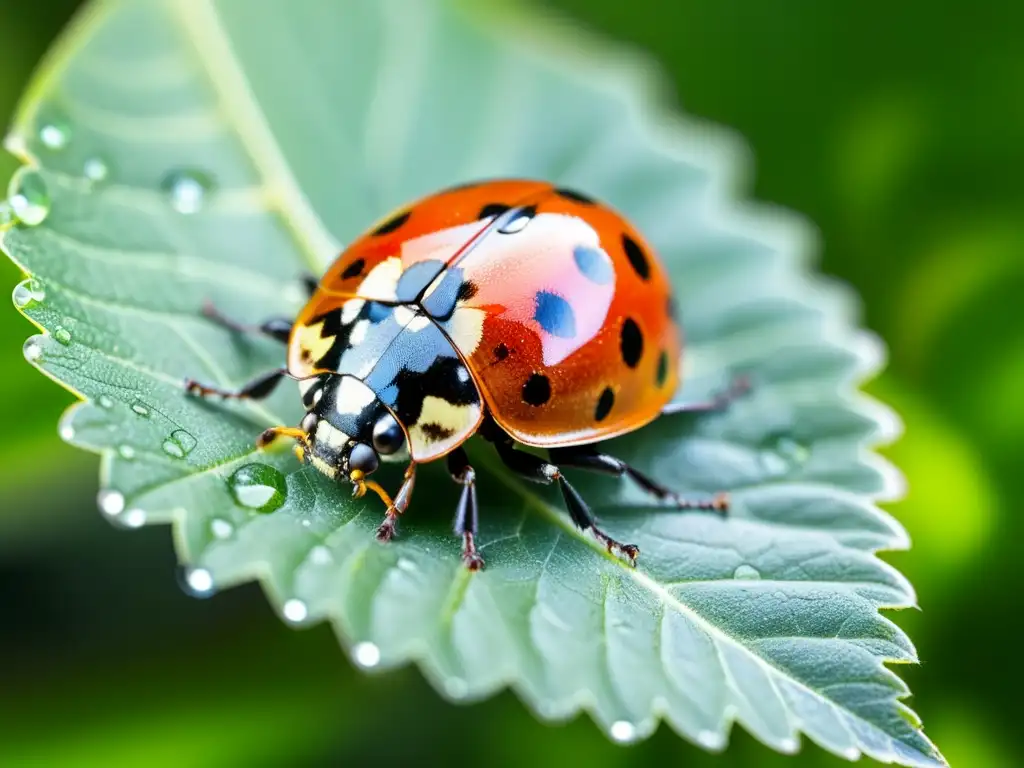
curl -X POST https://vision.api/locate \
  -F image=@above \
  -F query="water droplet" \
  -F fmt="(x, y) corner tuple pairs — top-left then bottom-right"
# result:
(776, 436), (810, 464)
(98, 394), (114, 409)
(181, 566), (215, 598)
(778, 737), (799, 754)
(352, 641), (381, 668)
(759, 433), (810, 476)
(397, 557), (417, 573)
(161, 169), (214, 214)
(210, 518), (234, 540)
(444, 677), (469, 699)
(162, 429), (197, 459)
(130, 401), (150, 417)
(228, 463), (287, 513)
(696, 730), (725, 750)
(97, 489), (125, 517)
(59, 423), (74, 441)
(39, 121), (70, 150)
(309, 545), (333, 565)
(23, 338), (42, 362)
(122, 508), (147, 528)
(12, 279), (45, 308)
(733, 564), (761, 580)
(610, 721), (638, 743)
(117, 445), (136, 460)
(283, 598), (308, 623)
(300, 518), (311, 528)
(53, 326), (71, 345)
(8, 169), (51, 226)
(842, 747), (861, 760)
(83, 157), (109, 184)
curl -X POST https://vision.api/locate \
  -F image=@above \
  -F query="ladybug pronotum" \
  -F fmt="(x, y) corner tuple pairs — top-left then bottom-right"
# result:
(185, 179), (746, 570)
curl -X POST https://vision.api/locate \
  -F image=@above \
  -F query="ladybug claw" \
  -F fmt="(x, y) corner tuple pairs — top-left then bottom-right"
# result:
(462, 552), (485, 571)
(376, 514), (398, 542)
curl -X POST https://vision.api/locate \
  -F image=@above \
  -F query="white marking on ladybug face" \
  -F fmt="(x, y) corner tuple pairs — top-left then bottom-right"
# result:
(334, 376), (377, 415)
(310, 455), (339, 479)
(444, 306), (485, 354)
(349, 319), (370, 346)
(341, 298), (365, 324)
(356, 257), (402, 301)
(315, 420), (348, 449)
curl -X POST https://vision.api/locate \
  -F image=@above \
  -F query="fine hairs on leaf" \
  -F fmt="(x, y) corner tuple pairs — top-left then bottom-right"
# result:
(0, 0), (943, 765)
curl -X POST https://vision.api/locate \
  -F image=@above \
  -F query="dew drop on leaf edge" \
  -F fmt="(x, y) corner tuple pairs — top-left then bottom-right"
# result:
(23, 338), (41, 362)
(161, 169), (214, 214)
(283, 598), (308, 623)
(53, 326), (71, 345)
(352, 641), (381, 668)
(8, 168), (51, 226)
(97, 489), (124, 517)
(179, 566), (215, 598)
(12, 278), (45, 308)
(610, 721), (638, 743)
(228, 463), (287, 513)
(162, 428), (197, 459)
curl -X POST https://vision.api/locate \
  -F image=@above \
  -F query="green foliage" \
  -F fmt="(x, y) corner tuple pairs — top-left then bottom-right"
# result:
(1, 0), (942, 764)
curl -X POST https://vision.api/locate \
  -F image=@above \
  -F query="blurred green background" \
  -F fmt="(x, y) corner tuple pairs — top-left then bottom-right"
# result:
(1, 1), (1019, 766)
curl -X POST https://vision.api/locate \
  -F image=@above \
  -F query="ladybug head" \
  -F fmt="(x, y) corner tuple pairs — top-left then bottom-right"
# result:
(296, 375), (409, 489)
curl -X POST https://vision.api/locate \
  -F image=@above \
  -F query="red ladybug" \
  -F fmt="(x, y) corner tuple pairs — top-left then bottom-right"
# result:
(185, 180), (746, 570)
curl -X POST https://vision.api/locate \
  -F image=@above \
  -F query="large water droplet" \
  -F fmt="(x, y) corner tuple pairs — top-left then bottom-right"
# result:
(97, 489), (125, 517)
(733, 564), (761, 580)
(39, 121), (70, 151)
(83, 157), (109, 184)
(228, 463), (286, 513)
(210, 518), (234, 540)
(352, 641), (381, 668)
(53, 326), (71, 345)
(97, 394), (114, 409)
(130, 401), (150, 417)
(23, 338), (42, 362)
(117, 445), (136, 460)
(282, 598), (308, 623)
(12, 279), (45, 308)
(161, 169), (214, 214)
(610, 721), (638, 744)
(162, 428), (197, 459)
(180, 566), (216, 598)
(8, 169), (51, 226)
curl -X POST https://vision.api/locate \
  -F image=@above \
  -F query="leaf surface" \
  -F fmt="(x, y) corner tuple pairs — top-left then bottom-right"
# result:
(1, 0), (942, 764)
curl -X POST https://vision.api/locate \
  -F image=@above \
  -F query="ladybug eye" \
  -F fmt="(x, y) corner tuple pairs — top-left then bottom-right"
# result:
(372, 414), (405, 455)
(348, 443), (379, 476)
(301, 412), (318, 434)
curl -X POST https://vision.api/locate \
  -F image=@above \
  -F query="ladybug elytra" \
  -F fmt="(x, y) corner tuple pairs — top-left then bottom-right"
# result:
(185, 180), (746, 570)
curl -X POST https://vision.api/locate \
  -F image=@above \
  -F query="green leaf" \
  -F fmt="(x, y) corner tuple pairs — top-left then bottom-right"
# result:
(1, 0), (942, 764)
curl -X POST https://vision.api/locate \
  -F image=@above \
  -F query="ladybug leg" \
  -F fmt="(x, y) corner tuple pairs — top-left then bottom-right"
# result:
(184, 367), (289, 401)
(492, 438), (640, 567)
(200, 301), (293, 344)
(549, 445), (729, 515)
(446, 447), (483, 570)
(374, 463), (417, 543)
(660, 374), (751, 416)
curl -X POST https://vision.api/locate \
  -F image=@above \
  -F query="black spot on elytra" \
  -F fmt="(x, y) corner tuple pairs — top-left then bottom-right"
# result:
(372, 210), (410, 236)
(622, 234), (650, 280)
(493, 343), (510, 361)
(341, 258), (365, 280)
(522, 373), (551, 406)
(457, 281), (479, 302)
(554, 187), (595, 204)
(656, 350), (669, 387)
(620, 318), (644, 368)
(420, 423), (456, 441)
(595, 387), (615, 421)
(479, 203), (511, 220)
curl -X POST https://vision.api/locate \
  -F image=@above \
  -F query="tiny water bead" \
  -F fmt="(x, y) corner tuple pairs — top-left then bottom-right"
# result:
(180, 566), (216, 598)
(352, 641), (381, 668)
(53, 326), (72, 345)
(130, 401), (150, 417)
(122, 508), (147, 528)
(97, 489), (125, 517)
(98, 394), (114, 408)
(778, 737), (799, 754)
(282, 598), (308, 623)
(758, 432), (811, 477)
(609, 721), (638, 744)
(732, 564), (761, 580)
(83, 157), (109, 184)
(309, 545), (333, 565)
(59, 422), (75, 441)
(696, 730), (725, 750)
(117, 445), (136, 460)
(12, 279), (45, 308)
(162, 428), (197, 458)
(228, 463), (287, 513)
(23, 338), (42, 362)
(161, 169), (214, 214)
(210, 518), (234, 540)
(39, 121), (70, 150)
(8, 168), (51, 226)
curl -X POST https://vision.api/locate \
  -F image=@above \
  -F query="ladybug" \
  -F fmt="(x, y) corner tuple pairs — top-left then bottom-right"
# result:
(184, 180), (746, 570)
